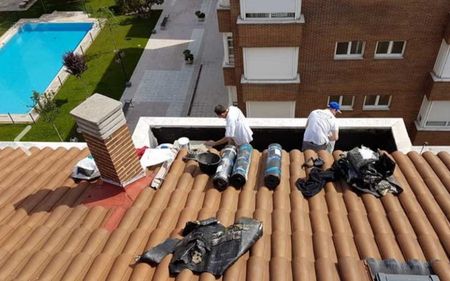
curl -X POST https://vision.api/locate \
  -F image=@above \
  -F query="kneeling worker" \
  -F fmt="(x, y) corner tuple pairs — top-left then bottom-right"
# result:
(205, 104), (253, 147)
(302, 101), (341, 153)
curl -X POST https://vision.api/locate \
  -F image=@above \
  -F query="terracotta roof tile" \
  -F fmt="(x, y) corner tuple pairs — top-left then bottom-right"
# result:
(0, 147), (449, 280)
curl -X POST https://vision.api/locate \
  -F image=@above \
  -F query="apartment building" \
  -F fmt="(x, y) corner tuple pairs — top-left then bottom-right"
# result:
(217, 0), (450, 145)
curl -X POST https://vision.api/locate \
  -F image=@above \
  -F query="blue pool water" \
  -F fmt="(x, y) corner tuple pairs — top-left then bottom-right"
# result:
(0, 22), (93, 114)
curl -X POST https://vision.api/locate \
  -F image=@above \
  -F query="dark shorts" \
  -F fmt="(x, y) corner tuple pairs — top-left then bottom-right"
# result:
(302, 141), (327, 152)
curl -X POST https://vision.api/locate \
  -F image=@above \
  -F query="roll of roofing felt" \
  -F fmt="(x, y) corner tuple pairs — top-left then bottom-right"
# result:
(264, 143), (282, 189)
(230, 144), (253, 188)
(213, 145), (237, 190)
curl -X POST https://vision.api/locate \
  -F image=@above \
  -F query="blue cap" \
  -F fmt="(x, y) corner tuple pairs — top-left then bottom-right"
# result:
(328, 101), (342, 113)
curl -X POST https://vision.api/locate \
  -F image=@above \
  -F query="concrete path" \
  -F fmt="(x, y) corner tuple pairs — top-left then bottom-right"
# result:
(0, 0), (37, 11)
(121, 0), (227, 131)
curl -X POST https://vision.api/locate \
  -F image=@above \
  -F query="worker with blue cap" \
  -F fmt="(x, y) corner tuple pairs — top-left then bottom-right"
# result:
(302, 101), (341, 153)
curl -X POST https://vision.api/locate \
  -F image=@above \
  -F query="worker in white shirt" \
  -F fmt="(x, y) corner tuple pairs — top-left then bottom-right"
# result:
(205, 104), (253, 147)
(302, 101), (341, 153)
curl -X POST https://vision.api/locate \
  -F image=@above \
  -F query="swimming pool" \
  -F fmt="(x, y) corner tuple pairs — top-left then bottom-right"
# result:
(0, 22), (93, 114)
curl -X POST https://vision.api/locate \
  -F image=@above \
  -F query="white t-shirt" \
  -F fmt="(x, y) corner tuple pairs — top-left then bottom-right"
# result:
(225, 106), (253, 145)
(303, 109), (338, 145)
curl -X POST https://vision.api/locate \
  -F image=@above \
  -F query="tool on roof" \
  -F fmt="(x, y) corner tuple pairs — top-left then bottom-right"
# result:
(183, 151), (221, 175)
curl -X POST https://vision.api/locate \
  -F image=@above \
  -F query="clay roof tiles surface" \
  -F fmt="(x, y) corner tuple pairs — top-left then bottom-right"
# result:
(0, 146), (448, 281)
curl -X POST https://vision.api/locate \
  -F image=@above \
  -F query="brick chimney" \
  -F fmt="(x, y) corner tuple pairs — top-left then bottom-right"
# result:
(71, 94), (144, 187)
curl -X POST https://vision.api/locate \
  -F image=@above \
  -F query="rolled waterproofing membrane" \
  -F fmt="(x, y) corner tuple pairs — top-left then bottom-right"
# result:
(264, 143), (282, 189)
(230, 144), (253, 188)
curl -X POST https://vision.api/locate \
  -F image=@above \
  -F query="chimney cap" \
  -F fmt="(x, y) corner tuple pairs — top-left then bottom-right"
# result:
(71, 93), (122, 125)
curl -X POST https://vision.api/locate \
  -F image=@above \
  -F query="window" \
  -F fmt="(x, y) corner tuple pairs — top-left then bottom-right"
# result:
(240, 0), (300, 20)
(334, 41), (364, 59)
(425, 121), (448, 127)
(245, 13), (270, 18)
(246, 101), (296, 118)
(223, 33), (234, 65)
(328, 95), (354, 110)
(271, 12), (295, 18)
(243, 47), (299, 81)
(363, 95), (391, 110)
(375, 41), (405, 58)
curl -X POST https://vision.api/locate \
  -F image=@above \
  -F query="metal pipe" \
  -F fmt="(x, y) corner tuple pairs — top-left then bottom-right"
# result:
(8, 113), (14, 124)
(29, 113), (35, 124)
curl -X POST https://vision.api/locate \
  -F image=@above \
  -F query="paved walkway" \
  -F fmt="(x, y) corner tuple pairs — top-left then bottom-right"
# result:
(0, 0), (37, 11)
(121, 0), (227, 131)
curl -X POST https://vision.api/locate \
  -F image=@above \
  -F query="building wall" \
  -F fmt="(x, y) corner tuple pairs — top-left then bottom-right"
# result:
(412, 127), (450, 145)
(219, 0), (450, 144)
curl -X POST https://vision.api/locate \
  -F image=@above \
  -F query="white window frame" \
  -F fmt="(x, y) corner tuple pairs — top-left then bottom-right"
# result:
(327, 95), (355, 111)
(374, 40), (406, 59)
(363, 95), (392, 110)
(334, 41), (365, 60)
(223, 33), (235, 66)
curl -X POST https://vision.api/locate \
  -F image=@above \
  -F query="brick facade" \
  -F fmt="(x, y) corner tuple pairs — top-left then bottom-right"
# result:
(241, 83), (299, 102)
(217, 9), (231, 32)
(424, 73), (450, 100)
(238, 23), (303, 47)
(218, 0), (450, 144)
(444, 13), (450, 44)
(83, 125), (143, 186)
(412, 126), (450, 145)
(223, 66), (236, 85)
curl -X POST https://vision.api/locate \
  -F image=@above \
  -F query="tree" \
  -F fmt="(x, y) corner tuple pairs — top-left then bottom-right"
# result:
(63, 52), (89, 94)
(116, 0), (164, 17)
(95, 8), (131, 86)
(96, 7), (119, 51)
(29, 91), (63, 141)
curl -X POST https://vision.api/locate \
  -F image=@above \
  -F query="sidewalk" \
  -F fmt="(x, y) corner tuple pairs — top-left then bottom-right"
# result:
(122, 0), (227, 131)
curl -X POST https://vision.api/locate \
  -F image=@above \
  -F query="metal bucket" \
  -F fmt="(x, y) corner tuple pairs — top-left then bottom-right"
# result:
(196, 152), (221, 175)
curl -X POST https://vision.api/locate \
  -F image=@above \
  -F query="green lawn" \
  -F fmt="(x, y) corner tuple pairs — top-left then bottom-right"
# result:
(0, 0), (161, 141)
